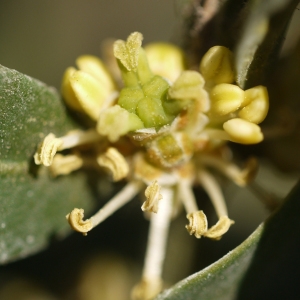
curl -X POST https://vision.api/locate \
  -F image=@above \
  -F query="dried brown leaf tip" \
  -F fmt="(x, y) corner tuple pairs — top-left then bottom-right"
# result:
(34, 31), (269, 299)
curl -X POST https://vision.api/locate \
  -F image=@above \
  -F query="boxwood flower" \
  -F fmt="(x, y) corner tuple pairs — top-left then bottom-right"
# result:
(34, 32), (269, 300)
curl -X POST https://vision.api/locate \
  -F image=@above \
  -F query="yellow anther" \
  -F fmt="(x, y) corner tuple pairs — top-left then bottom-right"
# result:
(34, 133), (63, 167)
(66, 208), (93, 236)
(210, 83), (245, 116)
(239, 85), (269, 124)
(204, 216), (235, 240)
(50, 154), (83, 177)
(142, 181), (163, 213)
(200, 46), (235, 85)
(223, 118), (264, 144)
(186, 210), (208, 238)
(76, 55), (116, 92)
(97, 147), (129, 181)
(145, 43), (186, 82)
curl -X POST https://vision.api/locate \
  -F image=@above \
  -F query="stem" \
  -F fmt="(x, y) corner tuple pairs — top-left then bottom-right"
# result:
(197, 154), (242, 182)
(91, 181), (143, 227)
(198, 169), (228, 217)
(59, 129), (101, 150)
(142, 187), (173, 280)
(178, 180), (198, 213)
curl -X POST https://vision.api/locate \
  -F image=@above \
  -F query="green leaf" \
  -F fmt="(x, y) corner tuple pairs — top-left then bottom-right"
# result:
(156, 224), (263, 300)
(156, 182), (300, 300)
(0, 65), (95, 264)
(182, 0), (298, 89)
(234, 0), (299, 88)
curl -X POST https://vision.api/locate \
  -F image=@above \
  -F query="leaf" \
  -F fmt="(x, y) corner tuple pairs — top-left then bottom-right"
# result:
(0, 65), (96, 264)
(156, 224), (263, 300)
(182, 0), (298, 89)
(234, 0), (299, 88)
(156, 182), (300, 300)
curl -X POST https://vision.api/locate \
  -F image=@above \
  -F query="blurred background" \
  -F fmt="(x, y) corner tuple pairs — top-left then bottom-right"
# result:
(0, 1), (299, 299)
(0, 0), (182, 89)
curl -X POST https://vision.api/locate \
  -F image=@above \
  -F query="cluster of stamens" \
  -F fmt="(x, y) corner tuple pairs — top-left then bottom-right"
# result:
(34, 32), (268, 300)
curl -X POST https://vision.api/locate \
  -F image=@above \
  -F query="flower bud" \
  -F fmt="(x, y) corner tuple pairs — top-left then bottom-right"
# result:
(210, 83), (244, 116)
(145, 43), (186, 82)
(200, 46), (235, 85)
(239, 85), (269, 124)
(223, 118), (263, 144)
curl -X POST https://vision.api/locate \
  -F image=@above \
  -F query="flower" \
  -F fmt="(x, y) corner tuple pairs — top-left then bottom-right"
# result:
(34, 31), (269, 300)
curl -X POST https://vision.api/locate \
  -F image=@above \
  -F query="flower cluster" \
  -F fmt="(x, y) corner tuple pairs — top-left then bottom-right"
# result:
(34, 32), (268, 300)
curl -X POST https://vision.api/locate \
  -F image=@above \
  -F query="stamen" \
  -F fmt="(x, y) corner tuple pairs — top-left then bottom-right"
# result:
(197, 155), (258, 187)
(34, 133), (63, 166)
(177, 179), (210, 238)
(178, 179), (198, 214)
(66, 208), (93, 236)
(186, 210), (208, 238)
(59, 129), (101, 150)
(97, 147), (129, 181)
(34, 129), (102, 167)
(204, 216), (234, 240)
(197, 169), (234, 239)
(66, 181), (143, 236)
(197, 169), (228, 217)
(132, 187), (173, 300)
(49, 153), (83, 177)
(142, 181), (163, 213)
(90, 181), (143, 228)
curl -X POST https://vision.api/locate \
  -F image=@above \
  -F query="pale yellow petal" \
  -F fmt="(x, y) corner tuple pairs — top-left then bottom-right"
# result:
(70, 70), (110, 120)
(61, 67), (83, 111)
(145, 43), (186, 82)
(76, 55), (116, 92)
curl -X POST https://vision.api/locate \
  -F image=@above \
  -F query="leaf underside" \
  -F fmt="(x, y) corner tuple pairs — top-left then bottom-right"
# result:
(0, 65), (96, 264)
